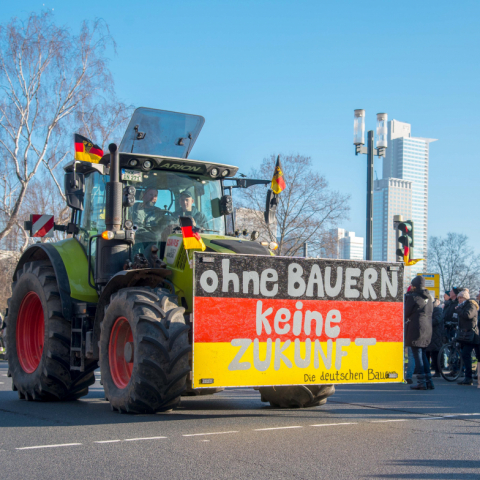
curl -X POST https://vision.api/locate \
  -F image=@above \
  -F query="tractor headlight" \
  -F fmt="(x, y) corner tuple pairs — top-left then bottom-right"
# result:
(221, 169), (229, 177)
(129, 159), (139, 167)
(210, 168), (218, 177)
(143, 160), (152, 170)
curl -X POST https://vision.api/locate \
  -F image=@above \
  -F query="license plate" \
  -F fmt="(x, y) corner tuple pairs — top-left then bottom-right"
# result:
(121, 169), (143, 182)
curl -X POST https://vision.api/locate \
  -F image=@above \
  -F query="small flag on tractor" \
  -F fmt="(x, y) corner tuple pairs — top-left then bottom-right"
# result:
(74, 134), (103, 163)
(179, 216), (206, 251)
(404, 245), (423, 266)
(271, 155), (286, 194)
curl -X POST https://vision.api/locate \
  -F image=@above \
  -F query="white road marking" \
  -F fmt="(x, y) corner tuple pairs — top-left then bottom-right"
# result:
(310, 423), (358, 427)
(0, 382), (4, 384)
(255, 426), (302, 431)
(16, 443), (82, 450)
(11, 412), (480, 452)
(443, 413), (480, 417)
(183, 431), (238, 437)
(371, 419), (408, 423)
(1, 374), (7, 376)
(124, 437), (167, 442)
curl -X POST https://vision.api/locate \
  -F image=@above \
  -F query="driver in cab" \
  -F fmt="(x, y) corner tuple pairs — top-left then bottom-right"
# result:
(132, 188), (162, 228)
(174, 189), (207, 228)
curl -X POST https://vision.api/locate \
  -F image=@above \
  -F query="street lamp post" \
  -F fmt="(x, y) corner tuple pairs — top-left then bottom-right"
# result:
(353, 110), (388, 261)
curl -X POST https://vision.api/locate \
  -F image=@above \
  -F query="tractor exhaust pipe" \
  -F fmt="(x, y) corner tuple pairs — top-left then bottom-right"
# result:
(105, 143), (122, 231)
(96, 142), (128, 285)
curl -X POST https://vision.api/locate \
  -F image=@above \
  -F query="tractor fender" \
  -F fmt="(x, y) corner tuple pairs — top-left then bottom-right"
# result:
(90, 268), (172, 359)
(13, 244), (73, 321)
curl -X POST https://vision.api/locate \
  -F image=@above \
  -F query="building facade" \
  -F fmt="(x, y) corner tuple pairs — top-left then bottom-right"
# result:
(373, 178), (412, 262)
(329, 228), (364, 260)
(373, 119), (436, 278)
(231, 207), (276, 243)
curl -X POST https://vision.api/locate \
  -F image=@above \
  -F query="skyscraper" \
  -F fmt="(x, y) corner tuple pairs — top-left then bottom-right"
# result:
(373, 120), (436, 277)
(329, 228), (364, 260)
(373, 178), (412, 262)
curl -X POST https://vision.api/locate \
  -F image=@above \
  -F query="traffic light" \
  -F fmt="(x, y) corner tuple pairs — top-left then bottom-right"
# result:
(396, 220), (414, 262)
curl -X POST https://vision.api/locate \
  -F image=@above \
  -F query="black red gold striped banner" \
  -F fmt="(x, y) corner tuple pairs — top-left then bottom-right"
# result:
(193, 254), (404, 388)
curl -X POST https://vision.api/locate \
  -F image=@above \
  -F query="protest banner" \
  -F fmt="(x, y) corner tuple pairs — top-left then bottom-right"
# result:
(192, 253), (404, 388)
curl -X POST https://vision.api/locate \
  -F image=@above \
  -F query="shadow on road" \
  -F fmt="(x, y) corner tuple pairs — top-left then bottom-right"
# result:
(2, 360), (479, 429)
(367, 459), (480, 478)
(0, 386), (342, 428)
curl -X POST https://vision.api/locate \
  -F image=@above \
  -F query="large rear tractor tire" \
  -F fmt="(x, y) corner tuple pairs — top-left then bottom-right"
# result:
(6, 261), (96, 401)
(100, 287), (190, 413)
(258, 385), (335, 408)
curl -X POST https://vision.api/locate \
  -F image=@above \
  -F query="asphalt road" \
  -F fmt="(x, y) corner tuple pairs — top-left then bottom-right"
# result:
(1, 360), (479, 480)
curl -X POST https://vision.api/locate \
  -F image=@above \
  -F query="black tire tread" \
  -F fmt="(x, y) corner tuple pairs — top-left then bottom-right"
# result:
(6, 260), (96, 402)
(100, 287), (190, 414)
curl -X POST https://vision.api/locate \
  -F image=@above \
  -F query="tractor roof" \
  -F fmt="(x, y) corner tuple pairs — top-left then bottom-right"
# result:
(119, 107), (205, 159)
(64, 153), (238, 177)
(65, 107), (239, 177)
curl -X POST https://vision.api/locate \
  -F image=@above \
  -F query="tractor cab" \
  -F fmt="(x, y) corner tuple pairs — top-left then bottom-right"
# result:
(63, 108), (275, 303)
(71, 153), (236, 261)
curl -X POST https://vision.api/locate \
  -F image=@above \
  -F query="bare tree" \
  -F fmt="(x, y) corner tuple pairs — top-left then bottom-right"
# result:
(0, 12), (131, 246)
(428, 233), (480, 293)
(0, 249), (20, 314)
(236, 154), (350, 256)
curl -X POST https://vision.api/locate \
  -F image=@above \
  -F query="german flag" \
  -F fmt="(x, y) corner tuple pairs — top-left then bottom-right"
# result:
(179, 216), (206, 251)
(74, 134), (103, 164)
(271, 155), (286, 194)
(404, 245), (423, 266)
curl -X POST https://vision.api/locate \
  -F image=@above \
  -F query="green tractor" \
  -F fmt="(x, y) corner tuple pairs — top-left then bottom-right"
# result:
(5, 108), (334, 412)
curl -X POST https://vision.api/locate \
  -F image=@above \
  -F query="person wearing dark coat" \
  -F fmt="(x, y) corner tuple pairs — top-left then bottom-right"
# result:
(454, 289), (480, 385)
(404, 276), (434, 390)
(426, 300), (443, 377)
(0, 312), (5, 352)
(443, 287), (460, 329)
(477, 290), (480, 388)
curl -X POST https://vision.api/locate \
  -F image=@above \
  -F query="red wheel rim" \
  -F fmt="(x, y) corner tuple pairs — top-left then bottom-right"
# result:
(109, 316), (133, 389)
(16, 292), (45, 373)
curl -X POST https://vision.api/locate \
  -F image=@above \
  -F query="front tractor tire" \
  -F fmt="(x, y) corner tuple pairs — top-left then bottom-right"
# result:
(100, 287), (190, 413)
(258, 385), (335, 408)
(6, 261), (96, 401)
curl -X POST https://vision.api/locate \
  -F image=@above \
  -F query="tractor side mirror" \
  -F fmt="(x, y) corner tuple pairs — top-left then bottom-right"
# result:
(64, 172), (85, 211)
(219, 195), (233, 216)
(264, 189), (277, 225)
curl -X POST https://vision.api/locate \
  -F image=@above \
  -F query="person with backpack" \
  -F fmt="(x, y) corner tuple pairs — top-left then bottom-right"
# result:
(404, 276), (434, 390)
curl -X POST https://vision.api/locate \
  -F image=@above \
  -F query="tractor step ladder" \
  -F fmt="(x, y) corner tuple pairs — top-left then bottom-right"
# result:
(70, 303), (93, 372)
(70, 314), (87, 372)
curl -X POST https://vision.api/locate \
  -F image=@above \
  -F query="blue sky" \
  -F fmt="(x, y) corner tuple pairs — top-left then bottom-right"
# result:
(4, 1), (480, 251)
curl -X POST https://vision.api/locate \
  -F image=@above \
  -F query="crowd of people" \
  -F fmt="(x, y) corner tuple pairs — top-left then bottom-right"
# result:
(404, 276), (480, 390)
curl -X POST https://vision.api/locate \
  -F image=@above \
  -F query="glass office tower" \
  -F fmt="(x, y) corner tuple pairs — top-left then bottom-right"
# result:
(374, 120), (436, 280)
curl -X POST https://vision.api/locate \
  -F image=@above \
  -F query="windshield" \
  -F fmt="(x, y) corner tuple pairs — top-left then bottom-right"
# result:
(124, 169), (225, 246)
(119, 108), (205, 158)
